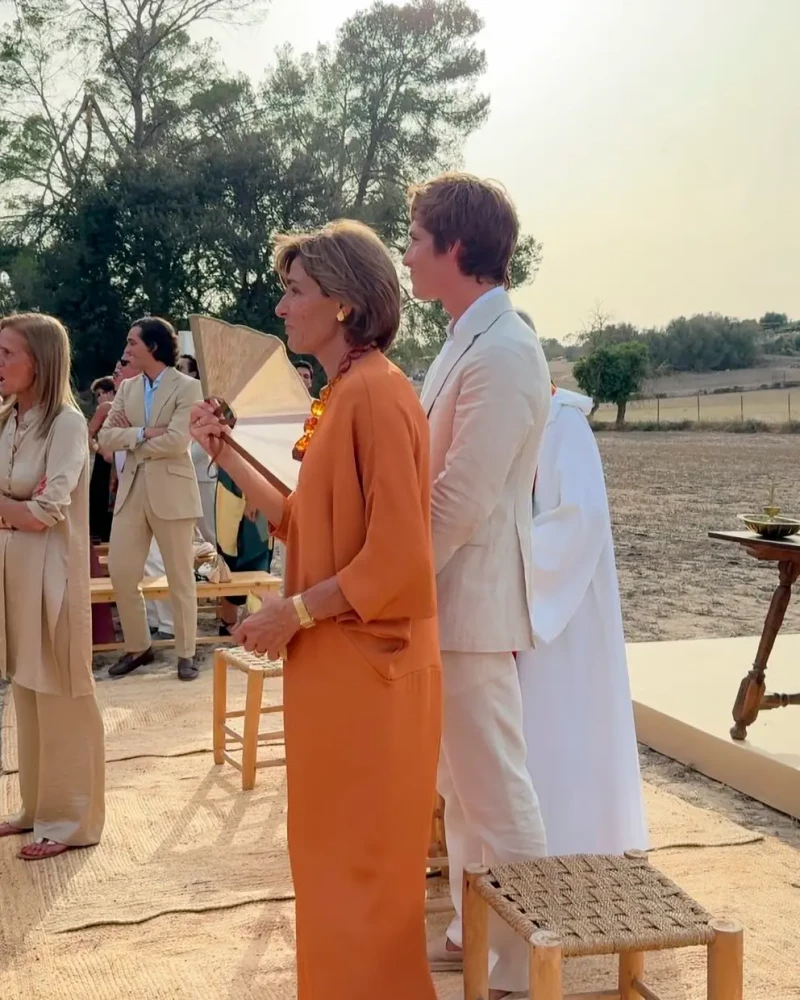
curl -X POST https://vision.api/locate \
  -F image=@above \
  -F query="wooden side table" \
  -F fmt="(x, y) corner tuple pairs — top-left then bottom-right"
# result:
(709, 530), (800, 740)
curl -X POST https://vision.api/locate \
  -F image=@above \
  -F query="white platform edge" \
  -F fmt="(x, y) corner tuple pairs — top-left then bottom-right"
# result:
(628, 634), (800, 820)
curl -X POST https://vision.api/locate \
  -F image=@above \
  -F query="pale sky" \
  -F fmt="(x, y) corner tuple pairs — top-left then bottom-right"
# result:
(209, 0), (800, 341)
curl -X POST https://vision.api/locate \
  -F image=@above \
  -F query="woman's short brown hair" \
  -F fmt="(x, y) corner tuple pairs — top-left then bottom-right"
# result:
(274, 220), (401, 353)
(408, 172), (519, 288)
(91, 376), (115, 395)
(0, 312), (79, 437)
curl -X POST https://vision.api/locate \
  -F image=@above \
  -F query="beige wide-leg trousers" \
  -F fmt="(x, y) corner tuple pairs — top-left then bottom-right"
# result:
(108, 473), (197, 658)
(437, 650), (547, 993)
(9, 682), (105, 846)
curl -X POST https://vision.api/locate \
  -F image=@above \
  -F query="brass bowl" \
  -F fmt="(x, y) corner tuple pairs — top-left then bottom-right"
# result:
(738, 514), (800, 539)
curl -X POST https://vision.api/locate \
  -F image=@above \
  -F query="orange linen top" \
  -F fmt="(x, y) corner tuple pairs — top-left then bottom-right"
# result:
(274, 350), (440, 678)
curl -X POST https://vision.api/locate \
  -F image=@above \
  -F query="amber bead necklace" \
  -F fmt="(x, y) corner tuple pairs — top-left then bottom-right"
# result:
(292, 344), (375, 462)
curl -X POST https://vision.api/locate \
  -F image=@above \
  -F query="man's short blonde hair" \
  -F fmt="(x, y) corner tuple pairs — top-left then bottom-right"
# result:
(408, 172), (519, 288)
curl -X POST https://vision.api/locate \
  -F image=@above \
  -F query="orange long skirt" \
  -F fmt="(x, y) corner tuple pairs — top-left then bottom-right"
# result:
(284, 624), (441, 1000)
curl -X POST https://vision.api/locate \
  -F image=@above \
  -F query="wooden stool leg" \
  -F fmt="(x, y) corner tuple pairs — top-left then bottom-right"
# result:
(212, 651), (226, 766)
(433, 793), (446, 850)
(428, 793), (448, 871)
(619, 951), (645, 1000)
(463, 865), (490, 1000)
(707, 919), (743, 1000)
(529, 930), (562, 1000)
(241, 667), (265, 791)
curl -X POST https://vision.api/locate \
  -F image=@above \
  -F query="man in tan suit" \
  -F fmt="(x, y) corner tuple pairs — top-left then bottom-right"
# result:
(404, 174), (551, 998)
(98, 317), (203, 681)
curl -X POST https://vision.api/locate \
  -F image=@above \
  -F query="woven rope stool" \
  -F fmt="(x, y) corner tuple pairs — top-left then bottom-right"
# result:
(463, 850), (743, 1000)
(212, 647), (285, 791)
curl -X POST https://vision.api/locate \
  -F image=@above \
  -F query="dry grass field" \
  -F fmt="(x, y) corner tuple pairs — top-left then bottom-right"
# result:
(595, 385), (800, 424)
(548, 355), (800, 425)
(599, 431), (800, 642)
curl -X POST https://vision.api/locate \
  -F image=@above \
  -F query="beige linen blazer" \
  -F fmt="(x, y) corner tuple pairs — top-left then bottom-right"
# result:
(98, 367), (203, 521)
(421, 289), (551, 652)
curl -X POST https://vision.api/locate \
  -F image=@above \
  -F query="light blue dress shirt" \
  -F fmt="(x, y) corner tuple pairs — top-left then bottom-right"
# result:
(137, 368), (167, 444)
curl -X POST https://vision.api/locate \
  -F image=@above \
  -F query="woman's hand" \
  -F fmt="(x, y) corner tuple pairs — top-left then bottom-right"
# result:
(106, 411), (131, 429)
(33, 477), (46, 498)
(190, 401), (228, 459)
(232, 595), (300, 660)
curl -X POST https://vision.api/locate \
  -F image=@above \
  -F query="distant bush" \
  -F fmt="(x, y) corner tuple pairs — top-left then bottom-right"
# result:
(590, 418), (798, 434)
(726, 419), (772, 433)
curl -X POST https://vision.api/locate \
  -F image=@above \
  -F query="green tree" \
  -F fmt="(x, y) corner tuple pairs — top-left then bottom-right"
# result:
(759, 311), (788, 331)
(583, 322), (640, 351)
(573, 341), (648, 428)
(539, 337), (565, 361)
(264, 0), (489, 243)
(0, 0), (543, 387)
(644, 314), (759, 372)
(0, 0), (266, 231)
(264, 0), (542, 371)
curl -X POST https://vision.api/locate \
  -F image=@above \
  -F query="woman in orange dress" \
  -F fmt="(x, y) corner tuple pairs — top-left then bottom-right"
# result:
(190, 220), (441, 1000)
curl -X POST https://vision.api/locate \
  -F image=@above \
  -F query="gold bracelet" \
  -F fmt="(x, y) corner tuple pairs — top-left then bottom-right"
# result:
(292, 593), (315, 629)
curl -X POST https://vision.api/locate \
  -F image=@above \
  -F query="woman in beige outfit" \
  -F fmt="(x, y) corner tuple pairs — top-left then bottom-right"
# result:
(0, 313), (105, 861)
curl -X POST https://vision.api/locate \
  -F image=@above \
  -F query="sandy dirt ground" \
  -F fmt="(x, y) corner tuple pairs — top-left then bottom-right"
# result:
(599, 430), (800, 642)
(3, 429), (800, 999)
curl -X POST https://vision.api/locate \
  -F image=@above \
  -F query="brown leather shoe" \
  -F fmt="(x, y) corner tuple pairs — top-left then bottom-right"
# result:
(109, 648), (155, 678)
(177, 657), (199, 681)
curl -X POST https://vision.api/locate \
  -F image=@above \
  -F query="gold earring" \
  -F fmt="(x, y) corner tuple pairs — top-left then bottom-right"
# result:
(337, 309), (347, 323)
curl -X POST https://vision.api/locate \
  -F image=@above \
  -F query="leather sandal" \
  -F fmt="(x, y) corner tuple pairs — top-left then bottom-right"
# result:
(0, 822), (29, 838)
(18, 838), (72, 861)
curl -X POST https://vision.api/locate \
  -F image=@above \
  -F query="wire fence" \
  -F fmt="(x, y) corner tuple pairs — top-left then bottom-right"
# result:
(595, 386), (800, 426)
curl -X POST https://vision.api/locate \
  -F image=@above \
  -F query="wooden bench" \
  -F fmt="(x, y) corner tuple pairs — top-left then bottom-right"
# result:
(90, 571), (282, 652)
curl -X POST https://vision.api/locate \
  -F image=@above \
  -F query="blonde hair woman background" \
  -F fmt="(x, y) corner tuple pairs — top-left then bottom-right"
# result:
(0, 313), (105, 861)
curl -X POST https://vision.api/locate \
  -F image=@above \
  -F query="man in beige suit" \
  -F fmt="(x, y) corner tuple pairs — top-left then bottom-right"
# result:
(404, 174), (551, 998)
(98, 317), (203, 681)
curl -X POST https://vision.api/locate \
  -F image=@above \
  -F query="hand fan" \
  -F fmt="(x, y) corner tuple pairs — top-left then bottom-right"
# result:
(189, 316), (311, 496)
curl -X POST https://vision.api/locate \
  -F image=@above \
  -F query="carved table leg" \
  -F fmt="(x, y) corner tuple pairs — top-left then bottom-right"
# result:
(731, 560), (800, 740)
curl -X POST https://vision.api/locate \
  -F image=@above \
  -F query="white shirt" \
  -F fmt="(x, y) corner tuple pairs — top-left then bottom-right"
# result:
(424, 286), (505, 391)
(450, 285), (505, 340)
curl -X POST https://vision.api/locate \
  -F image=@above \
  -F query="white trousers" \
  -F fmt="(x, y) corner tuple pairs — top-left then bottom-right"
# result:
(144, 538), (173, 636)
(438, 651), (547, 992)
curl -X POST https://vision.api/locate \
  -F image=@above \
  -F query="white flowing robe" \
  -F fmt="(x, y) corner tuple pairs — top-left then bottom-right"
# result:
(517, 388), (648, 856)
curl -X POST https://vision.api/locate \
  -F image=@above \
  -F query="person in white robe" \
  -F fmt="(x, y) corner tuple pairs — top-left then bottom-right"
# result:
(178, 354), (217, 544)
(114, 449), (174, 639)
(191, 439), (216, 544)
(516, 384), (648, 857)
(144, 536), (174, 639)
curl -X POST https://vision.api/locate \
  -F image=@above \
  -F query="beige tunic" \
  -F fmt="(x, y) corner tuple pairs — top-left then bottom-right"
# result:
(0, 404), (94, 697)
